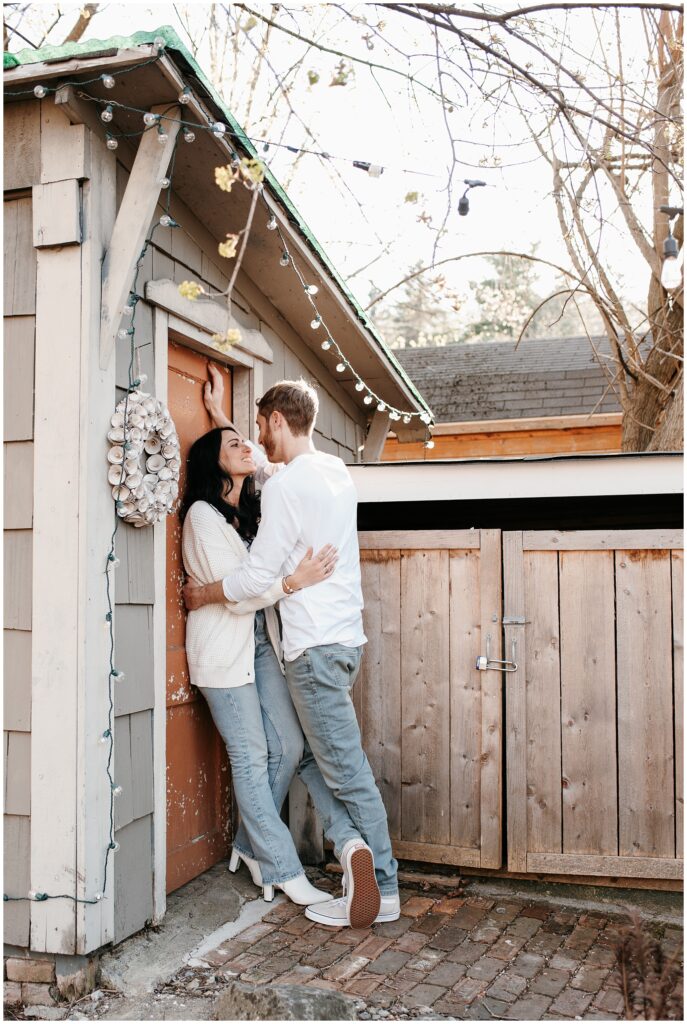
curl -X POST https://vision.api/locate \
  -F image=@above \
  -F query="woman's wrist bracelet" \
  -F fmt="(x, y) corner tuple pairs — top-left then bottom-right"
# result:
(282, 575), (296, 595)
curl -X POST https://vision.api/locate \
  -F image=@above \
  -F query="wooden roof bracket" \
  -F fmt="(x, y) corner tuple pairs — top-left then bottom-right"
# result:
(92, 103), (180, 370)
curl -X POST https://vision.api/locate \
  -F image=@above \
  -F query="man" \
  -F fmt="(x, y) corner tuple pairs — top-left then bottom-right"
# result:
(183, 368), (399, 928)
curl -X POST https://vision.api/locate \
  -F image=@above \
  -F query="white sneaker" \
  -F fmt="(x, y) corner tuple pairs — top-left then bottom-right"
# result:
(305, 893), (401, 927)
(340, 838), (381, 929)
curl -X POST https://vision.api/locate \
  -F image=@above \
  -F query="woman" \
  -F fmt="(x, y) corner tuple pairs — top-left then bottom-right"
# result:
(180, 425), (335, 906)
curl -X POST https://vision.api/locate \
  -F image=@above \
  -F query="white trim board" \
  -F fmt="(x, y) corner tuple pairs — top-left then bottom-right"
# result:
(145, 279), (273, 364)
(350, 454), (683, 504)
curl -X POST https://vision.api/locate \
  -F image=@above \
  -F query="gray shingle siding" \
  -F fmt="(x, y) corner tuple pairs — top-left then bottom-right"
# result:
(395, 336), (622, 423)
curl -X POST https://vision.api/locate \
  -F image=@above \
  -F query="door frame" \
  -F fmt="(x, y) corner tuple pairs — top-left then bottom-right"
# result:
(149, 298), (273, 921)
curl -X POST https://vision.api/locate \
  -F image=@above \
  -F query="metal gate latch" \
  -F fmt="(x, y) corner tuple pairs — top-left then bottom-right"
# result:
(476, 634), (518, 672)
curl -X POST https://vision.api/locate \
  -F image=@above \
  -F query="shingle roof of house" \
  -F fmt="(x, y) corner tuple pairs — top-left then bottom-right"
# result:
(394, 336), (622, 424)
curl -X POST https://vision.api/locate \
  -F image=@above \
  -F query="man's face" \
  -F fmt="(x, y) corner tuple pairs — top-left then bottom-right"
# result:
(257, 412), (282, 463)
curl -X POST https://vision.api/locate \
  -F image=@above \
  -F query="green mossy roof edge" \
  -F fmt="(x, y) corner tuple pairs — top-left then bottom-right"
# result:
(4, 26), (431, 416)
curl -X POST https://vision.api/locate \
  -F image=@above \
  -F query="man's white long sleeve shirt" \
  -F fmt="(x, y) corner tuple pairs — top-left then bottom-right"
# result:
(221, 443), (366, 661)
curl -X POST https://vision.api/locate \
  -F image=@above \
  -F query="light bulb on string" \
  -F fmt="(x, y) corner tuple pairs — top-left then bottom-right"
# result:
(363, 395), (373, 405)
(425, 439), (435, 450)
(279, 252), (290, 267)
(100, 105), (114, 123)
(107, 553), (120, 567)
(99, 730), (111, 745)
(212, 122), (227, 138)
(305, 284), (318, 296)
(94, 893), (104, 901)
(153, 36), (166, 51)
(33, 84), (48, 98)
(143, 112), (159, 127)
(106, 135), (118, 151)
(178, 87), (192, 105)
(101, 74), (115, 89)
(321, 339), (332, 351)
(122, 295), (136, 316)
(355, 381), (365, 392)
(336, 363), (346, 373)
(420, 412), (431, 424)
(111, 784), (123, 796)
(111, 669), (125, 682)
(310, 317), (321, 330)
(182, 128), (195, 143)
(377, 402), (386, 412)
(159, 214), (178, 228)
(266, 216), (277, 231)
(157, 125), (169, 145)
(109, 841), (121, 853)
(402, 415), (411, 424)
(118, 328), (134, 339)
(159, 177), (171, 188)
(389, 411), (400, 421)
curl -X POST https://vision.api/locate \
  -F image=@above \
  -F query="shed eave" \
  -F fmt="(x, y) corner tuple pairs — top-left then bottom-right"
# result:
(3, 27), (432, 424)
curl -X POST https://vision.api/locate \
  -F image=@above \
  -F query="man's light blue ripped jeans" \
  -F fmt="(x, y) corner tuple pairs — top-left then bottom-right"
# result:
(200, 610), (305, 886)
(284, 642), (399, 897)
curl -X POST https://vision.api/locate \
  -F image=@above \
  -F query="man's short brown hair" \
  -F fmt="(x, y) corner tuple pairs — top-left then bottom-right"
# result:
(257, 379), (319, 436)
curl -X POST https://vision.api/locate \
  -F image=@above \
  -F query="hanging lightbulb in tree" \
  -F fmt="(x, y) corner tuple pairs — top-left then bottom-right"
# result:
(660, 205), (684, 292)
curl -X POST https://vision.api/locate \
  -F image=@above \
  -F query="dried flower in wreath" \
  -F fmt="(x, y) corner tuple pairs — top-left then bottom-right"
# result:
(178, 280), (204, 301)
(218, 234), (240, 259)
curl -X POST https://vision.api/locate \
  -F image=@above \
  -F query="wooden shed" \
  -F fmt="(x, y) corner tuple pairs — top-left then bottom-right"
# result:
(383, 336), (624, 460)
(3, 28), (431, 971)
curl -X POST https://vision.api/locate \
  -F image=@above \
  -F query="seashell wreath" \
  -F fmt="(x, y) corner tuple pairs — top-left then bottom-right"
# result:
(107, 391), (180, 527)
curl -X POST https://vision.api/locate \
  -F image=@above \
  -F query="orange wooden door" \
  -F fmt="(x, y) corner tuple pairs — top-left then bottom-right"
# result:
(166, 342), (233, 893)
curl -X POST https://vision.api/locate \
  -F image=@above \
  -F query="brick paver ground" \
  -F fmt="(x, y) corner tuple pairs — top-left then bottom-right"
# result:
(174, 872), (683, 1021)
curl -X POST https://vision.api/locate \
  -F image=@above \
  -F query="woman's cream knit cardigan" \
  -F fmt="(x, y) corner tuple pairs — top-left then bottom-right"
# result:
(182, 500), (285, 688)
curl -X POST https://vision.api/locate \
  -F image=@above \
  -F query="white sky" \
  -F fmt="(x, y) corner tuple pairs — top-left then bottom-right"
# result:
(8, 1), (667, 325)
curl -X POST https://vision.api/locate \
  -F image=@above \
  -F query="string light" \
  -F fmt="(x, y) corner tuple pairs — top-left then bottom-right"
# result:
(157, 124), (169, 145)
(159, 214), (178, 228)
(100, 105), (114, 123)
(159, 176), (171, 188)
(279, 251), (290, 267)
(364, 395), (374, 405)
(101, 74), (115, 89)
(266, 216), (278, 231)
(310, 316), (322, 330)
(33, 84), (47, 98)
(178, 87), (192, 105)
(305, 284), (318, 295)
(143, 112), (159, 127)
(106, 135), (118, 151)
(182, 128), (195, 143)
(355, 381), (365, 391)
(336, 362), (346, 373)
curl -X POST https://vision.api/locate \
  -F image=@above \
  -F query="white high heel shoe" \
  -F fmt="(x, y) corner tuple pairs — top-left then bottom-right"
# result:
(263, 874), (331, 906)
(229, 850), (329, 905)
(228, 849), (263, 887)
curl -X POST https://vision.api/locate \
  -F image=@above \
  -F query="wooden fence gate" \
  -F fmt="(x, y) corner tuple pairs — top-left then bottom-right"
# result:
(349, 527), (683, 881)
(505, 529), (683, 881)
(356, 530), (503, 869)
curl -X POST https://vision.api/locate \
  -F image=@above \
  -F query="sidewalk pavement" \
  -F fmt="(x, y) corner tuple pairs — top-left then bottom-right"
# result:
(158, 869), (683, 1021)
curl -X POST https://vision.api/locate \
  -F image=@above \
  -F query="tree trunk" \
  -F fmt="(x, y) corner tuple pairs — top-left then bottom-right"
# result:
(62, 5), (99, 45)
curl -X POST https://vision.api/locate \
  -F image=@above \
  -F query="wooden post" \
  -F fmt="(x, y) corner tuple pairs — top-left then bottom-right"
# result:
(99, 105), (180, 369)
(361, 410), (390, 463)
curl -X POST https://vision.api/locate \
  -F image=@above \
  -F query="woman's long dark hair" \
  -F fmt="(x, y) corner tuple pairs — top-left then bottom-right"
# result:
(179, 427), (261, 543)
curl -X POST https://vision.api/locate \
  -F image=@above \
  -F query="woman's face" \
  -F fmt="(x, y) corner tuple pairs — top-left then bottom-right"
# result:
(218, 429), (256, 478)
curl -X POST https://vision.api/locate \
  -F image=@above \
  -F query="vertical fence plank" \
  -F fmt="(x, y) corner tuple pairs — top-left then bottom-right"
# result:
(525, 550), (562, 854)
(617, 550), (674, 858)
(672, 551), (683, 858)
(560, 551), (617, 855)
(479, 529), (503, 868)
(449, 549), (481, 851)
(359, 552), (401, 840)
(505, 532), (527, 871)
(401, 550), (450, 846)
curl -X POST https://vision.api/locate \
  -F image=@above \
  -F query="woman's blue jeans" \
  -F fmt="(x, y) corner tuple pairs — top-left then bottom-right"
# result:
(200, 610), (305, 885)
